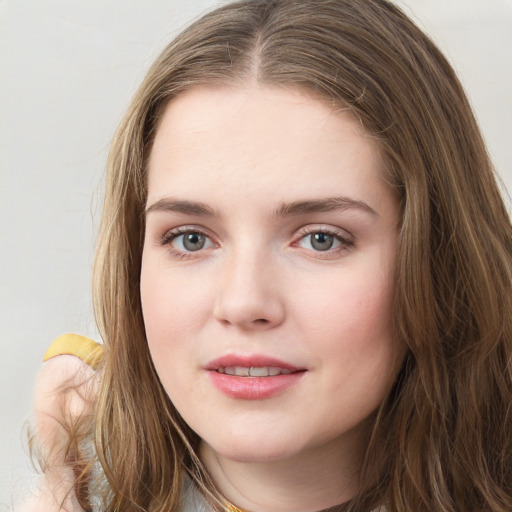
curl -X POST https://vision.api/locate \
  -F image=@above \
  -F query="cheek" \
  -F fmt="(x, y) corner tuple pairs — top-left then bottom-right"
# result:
(295, 264), (398, 404)
(141, 267), (195, 386)
(140, 259), (208, 343)
(297, 268), (394, 350)
(297, 271), (397, 417)
(140, 267), (196, 395)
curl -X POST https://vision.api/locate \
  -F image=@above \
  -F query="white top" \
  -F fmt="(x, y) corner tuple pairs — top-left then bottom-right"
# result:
(180, 480), (212, 512)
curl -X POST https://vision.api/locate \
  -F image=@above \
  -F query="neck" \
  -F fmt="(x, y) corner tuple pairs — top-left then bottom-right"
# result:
(199, 432), (366, 512)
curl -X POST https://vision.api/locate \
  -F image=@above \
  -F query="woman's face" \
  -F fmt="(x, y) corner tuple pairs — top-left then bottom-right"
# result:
(141, 85), (400, 467)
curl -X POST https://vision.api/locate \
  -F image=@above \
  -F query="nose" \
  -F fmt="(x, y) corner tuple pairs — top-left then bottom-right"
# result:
(213, 249), (285, 331)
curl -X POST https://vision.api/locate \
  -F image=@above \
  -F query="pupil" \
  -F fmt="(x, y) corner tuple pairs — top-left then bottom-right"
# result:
(184, 233), (205, 251)
(311, 233), (333, 251)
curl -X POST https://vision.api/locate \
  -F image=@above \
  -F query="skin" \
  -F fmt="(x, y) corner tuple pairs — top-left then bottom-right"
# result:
(141, 85), (401, 512)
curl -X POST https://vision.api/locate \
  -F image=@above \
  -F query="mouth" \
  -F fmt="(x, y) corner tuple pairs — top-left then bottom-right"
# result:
(205, 354), (303, 375)
(217, 366), (294, 377)
(205, 355), (306, 399)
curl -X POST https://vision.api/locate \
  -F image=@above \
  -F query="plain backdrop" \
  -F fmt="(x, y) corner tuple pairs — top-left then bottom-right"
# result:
(1, 0), (511, 509)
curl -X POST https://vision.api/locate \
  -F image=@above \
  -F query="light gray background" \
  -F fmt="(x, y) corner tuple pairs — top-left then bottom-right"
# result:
(1, 0), (511, 509)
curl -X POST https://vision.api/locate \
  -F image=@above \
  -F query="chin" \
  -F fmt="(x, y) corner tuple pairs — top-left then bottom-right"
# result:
(207, 435), (302, 464)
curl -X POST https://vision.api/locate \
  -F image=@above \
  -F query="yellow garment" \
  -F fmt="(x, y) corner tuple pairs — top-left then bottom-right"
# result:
(43, 333), (104, 370)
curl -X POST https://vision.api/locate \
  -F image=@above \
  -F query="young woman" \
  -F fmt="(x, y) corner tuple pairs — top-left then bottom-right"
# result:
(27, 0), (512, 511)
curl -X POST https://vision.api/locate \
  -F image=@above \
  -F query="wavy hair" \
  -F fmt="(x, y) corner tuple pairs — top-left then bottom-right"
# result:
(68, 0), (512, 510)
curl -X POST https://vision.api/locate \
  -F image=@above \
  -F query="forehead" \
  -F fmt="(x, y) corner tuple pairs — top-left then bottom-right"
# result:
(150, 84), (369, 155)
(147, 85), (388, 211)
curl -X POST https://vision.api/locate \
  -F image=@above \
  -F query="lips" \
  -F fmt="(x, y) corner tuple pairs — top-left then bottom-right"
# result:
(205, 355), (306, 399)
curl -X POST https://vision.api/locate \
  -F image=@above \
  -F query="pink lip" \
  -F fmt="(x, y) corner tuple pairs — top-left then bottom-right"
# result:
(205, 354), (306, 400)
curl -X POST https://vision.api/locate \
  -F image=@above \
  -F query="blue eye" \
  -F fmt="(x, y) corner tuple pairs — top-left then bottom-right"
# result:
(162, 229), (214, 252)
(296, 230), (351, 253)
(308, 232), (336, 251)
(180, 232), (207, 251)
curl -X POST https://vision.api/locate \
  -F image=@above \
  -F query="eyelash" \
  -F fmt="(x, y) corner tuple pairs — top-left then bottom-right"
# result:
(159, 226), (214, 260)
(159, 225), (354, 259)
(292, 226), (354, 258)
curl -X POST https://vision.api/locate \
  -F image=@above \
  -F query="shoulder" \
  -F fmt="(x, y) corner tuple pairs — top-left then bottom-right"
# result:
(21, 334), (103, 512)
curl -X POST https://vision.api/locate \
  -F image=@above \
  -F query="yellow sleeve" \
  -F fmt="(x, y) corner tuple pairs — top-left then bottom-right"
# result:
(43, 333), (104, 370)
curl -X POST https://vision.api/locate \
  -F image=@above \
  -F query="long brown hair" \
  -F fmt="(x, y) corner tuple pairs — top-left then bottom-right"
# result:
(75, 0), (512, 510)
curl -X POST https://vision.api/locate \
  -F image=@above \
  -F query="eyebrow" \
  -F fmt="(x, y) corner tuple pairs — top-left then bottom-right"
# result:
(145, 196), (377, 218)
(273, 196), (378, 217)
(145, 198), (218, 217)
